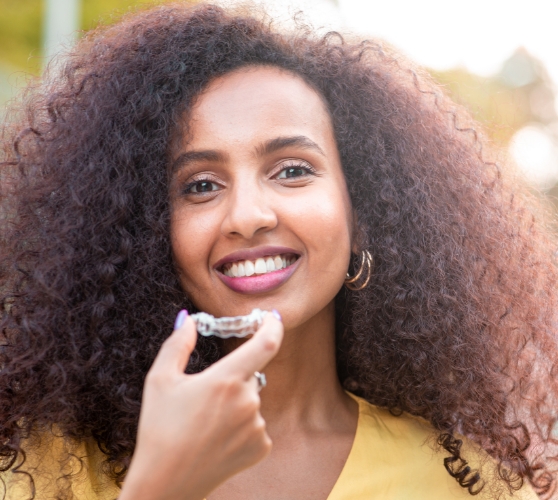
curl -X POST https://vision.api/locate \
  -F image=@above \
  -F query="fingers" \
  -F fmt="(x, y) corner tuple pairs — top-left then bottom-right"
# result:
(149, 311), (198, 377)
(214, 313), (284, 379)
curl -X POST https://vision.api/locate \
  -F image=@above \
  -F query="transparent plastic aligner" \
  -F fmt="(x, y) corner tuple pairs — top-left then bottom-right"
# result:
(191, 308), (268, 339)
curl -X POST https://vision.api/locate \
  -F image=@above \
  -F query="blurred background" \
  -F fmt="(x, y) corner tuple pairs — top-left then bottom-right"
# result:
(1, 0), (557, 205)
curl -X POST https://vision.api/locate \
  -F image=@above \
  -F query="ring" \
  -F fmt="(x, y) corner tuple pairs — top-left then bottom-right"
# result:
(254, 371), (266, 392)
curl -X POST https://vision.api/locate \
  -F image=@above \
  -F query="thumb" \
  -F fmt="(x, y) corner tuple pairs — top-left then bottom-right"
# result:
(212, 312), (284, 379)
(150, 310), (198, 376)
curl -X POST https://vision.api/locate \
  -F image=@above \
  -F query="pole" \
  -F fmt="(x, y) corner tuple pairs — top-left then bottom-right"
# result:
(43, 0), (81, 65)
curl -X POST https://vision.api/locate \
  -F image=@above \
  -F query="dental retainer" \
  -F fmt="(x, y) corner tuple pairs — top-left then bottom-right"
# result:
(191, 308), (268, 339)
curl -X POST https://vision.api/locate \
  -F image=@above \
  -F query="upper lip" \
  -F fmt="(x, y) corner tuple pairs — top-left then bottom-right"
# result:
(213, 246), (301, 270)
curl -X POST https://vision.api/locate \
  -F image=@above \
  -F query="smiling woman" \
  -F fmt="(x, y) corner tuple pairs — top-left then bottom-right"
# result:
(0, 3), (557, 500)
(170, 67), (352, 312)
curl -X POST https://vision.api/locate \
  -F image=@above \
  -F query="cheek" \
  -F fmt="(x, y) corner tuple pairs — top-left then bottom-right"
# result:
(286, 185), (352, 283)
(170, 208), (215, 292)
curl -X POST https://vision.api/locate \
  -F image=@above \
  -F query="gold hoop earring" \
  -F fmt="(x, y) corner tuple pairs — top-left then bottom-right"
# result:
(344, 250), (373, 291)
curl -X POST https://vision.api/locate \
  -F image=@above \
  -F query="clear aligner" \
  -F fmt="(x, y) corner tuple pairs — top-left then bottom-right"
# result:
(191, 308), (268, 339)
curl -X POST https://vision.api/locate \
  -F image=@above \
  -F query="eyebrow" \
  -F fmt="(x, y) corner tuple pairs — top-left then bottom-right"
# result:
(171, 150), (226, 174)
(255, 135), (326, 158)
(171, 135), (325, 174)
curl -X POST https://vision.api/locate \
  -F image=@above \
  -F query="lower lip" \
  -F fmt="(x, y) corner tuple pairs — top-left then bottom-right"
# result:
(217, 259), (300, 294)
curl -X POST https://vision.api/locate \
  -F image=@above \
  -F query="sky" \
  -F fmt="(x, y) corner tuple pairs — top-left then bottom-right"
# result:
(341, 0), (558, 83)
(225, 0), (558, 86)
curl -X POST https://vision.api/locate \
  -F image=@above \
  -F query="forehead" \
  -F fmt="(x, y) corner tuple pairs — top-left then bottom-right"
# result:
(183, 66), (334, 148)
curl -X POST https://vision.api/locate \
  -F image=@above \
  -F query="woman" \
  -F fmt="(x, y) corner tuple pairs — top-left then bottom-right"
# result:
(1, 3), (557, 499)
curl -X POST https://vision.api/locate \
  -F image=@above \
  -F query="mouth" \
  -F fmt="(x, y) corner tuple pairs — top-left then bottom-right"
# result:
(215, 249), (301, 294)
(219, 252), (300, 277)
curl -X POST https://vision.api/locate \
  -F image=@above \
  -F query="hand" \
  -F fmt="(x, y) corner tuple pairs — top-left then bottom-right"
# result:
(119, 311), (283, 500)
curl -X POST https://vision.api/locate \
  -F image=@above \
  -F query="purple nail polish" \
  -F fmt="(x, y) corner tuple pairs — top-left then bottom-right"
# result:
(271, 309), (282, 321)
(174, 309), (188, 330)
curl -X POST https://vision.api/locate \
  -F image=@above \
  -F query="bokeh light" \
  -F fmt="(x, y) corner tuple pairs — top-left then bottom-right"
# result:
(510, 125), (558, 190)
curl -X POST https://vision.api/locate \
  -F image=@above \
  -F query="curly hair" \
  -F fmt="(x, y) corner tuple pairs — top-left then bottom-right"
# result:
(2, 2), (558, 498)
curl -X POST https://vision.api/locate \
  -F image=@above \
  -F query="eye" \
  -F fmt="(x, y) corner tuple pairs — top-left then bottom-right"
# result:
(275, 161), (316, 180)
(184, 180), (220, 194)
(277, 167), (307, 179)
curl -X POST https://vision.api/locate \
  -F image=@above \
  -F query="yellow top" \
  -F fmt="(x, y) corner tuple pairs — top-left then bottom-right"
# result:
(327, 393), (539, 499)
(2, 393), (539, 499)
(2, 431), (121, 500)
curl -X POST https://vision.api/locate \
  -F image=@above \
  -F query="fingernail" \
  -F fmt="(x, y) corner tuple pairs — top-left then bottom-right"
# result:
(271, 309), (282, 321)
(174, 309), (188, 330)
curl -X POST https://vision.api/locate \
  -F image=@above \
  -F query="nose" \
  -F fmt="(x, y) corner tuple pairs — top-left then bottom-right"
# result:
(221, 181), (278, 239)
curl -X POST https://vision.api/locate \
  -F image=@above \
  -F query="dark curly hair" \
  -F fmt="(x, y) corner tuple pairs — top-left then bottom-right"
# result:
(2, 2), (558, 498)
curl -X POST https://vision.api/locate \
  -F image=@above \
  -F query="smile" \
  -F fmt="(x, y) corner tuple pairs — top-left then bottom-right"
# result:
(215, 248), (301, 294)
(220, 253), (299, 277)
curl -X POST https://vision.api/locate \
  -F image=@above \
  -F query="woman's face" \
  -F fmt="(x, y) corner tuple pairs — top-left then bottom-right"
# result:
(169, 66), (353, 329)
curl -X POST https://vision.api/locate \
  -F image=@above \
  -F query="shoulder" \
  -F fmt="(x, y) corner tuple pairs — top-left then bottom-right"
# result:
(333, 393), (538, 500)
(2, 431), (120, 500)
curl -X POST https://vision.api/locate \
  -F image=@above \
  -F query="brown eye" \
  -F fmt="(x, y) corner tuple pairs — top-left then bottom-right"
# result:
(186, 180), (219, 194)
(276, 165), (312, 179)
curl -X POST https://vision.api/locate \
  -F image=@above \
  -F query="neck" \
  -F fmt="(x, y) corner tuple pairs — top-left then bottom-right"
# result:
(221, 301), (352, 431)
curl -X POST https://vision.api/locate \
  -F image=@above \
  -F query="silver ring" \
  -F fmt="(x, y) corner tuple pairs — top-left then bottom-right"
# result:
(254, 371), (266, 392)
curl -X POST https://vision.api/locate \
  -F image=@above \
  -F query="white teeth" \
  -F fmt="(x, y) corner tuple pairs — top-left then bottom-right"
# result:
(222, 253), (297, 277)
(237, 262), (246, 277)
(266, 257), (275, 272)
(245, 260), (255, 276)
(255, 258), (267, 275)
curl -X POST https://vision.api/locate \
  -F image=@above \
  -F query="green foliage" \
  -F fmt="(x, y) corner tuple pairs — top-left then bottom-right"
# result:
(0, 0), (43, 74)
(82, 0), (176, 32)
(0, 0), (185, 74)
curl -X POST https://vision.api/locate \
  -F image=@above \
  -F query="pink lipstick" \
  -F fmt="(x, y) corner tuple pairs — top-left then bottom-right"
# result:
(214, 246), (301, 294)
